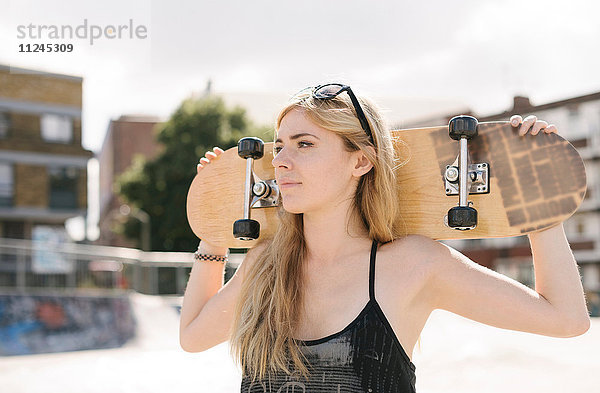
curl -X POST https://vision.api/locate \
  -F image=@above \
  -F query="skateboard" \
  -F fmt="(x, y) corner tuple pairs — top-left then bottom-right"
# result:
(186, 116), (587, 248)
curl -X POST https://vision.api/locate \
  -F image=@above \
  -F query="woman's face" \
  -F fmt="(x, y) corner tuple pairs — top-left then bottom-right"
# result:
(272, 108), (366, 215)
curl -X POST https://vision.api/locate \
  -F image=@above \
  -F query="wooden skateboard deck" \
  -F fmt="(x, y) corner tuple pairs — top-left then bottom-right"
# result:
(187, 121), (587, 248)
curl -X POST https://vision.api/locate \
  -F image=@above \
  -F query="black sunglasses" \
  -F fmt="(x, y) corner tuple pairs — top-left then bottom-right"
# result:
(299, 83), (375, 146)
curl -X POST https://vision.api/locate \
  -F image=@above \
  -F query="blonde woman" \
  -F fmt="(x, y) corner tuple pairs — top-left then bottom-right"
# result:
(179, 84), (590, 393)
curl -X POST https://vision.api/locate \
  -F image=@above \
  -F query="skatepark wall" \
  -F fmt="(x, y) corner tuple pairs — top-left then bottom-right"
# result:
(0, 291), (137, 356)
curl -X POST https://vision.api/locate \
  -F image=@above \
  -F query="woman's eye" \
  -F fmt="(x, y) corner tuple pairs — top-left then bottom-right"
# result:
(273, 141), (313, 155)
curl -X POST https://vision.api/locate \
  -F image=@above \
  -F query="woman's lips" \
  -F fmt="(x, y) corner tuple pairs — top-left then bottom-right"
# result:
(280, 183), (300, 189)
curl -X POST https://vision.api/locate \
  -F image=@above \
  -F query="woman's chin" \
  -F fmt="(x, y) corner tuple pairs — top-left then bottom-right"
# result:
(281, 200), (305, 215)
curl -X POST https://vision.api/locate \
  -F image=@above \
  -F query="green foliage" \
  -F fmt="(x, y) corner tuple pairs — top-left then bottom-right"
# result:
(114, 95), (265, 251)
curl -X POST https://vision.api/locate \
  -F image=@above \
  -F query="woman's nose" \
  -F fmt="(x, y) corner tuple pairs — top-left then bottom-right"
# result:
(271, 148), (291, 168)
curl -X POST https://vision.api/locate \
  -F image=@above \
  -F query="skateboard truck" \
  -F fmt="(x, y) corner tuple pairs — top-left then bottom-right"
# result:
(233, 137), (280, 240)
(444, 115), (483, 230)
(444, 162), (488, 196)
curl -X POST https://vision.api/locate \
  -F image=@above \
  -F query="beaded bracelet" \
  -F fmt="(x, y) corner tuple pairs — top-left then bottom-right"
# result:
(194, 251), (228, 263)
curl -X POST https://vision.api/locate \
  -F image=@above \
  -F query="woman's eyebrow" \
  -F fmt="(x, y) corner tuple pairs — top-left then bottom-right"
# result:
(275, 132), (320, 144)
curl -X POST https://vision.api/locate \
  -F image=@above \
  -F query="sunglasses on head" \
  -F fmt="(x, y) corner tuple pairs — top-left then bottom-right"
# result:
(296, 83), (375, 146)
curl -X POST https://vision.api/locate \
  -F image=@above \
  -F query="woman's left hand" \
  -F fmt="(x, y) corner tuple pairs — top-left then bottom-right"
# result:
(510, 114), (559, 136)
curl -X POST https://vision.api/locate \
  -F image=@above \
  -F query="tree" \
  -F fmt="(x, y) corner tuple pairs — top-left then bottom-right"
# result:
(114, 95), (270, 252)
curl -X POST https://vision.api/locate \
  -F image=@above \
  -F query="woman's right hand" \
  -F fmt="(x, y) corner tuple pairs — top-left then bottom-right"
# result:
(197, 147), (225, 174)
(196, 147), (227, 255)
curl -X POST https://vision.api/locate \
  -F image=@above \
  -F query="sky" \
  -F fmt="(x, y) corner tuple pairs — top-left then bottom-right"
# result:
(1, 0), (599, 241)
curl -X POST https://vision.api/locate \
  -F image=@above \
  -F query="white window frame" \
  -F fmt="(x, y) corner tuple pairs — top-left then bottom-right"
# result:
(41, 114), (73, 143)
(0, 162), (13, 203)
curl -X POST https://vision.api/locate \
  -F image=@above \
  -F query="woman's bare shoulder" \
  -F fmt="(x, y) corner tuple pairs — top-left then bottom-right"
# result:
(379, 235), (441, 273)
(381, 234), (440, 252)
(376, 235), (441, 310)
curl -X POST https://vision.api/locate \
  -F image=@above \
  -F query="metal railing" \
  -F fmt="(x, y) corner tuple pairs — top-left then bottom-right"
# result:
(0, 238), (243, 296)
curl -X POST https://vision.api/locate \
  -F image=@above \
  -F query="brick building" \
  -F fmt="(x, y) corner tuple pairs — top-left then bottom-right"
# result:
(96, 115), (163, 248)
(0, 64), (93, 240)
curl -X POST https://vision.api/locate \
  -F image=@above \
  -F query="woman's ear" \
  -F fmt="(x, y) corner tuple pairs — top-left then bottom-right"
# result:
(352, 146), (375, 177)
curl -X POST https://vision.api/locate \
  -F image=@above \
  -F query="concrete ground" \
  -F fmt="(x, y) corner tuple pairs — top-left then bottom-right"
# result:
(0, 292), (597, 393)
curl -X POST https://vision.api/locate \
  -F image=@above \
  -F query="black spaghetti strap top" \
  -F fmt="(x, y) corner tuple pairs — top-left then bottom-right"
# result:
(240, 240), (417, 393)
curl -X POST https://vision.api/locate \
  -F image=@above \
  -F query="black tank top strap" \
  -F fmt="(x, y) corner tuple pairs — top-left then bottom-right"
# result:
(369, 239), (378, 301)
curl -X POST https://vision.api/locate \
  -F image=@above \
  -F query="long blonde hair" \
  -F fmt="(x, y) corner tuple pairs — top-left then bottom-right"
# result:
(229, 86), (411, 382)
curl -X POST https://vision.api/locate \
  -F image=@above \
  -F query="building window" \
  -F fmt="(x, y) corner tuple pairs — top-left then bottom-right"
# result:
(0, 162), (13, 207)
(41, 114), (72, 143)
(2, 221), (24, 239)
(0, 113), (9, 138)
(518, 263), (534, 288)
(49, 167), (78, 209)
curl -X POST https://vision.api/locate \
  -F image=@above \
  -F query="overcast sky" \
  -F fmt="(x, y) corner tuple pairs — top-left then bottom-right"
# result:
(1, 0), (599, 240)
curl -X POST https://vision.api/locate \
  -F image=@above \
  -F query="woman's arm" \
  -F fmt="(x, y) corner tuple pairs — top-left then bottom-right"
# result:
(510, 114), (589, 327)
(527, 223), (590, 328)
(425, 225), (589, 338)
(179, 240), (229, 351)
(423, 115), (590, 337)
(179, 147), (234, 351)
(179, 240), (268, 352)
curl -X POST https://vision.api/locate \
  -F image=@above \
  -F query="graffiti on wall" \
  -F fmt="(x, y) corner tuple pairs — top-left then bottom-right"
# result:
(0, 294), (136, 356)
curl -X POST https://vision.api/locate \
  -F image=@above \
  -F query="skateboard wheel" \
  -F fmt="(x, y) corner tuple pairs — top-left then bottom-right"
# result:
(447, 206), (477, 229)
(233, 219), (260, 240)
(449, 115), (478, 140)
(238, 137), (264, 159)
